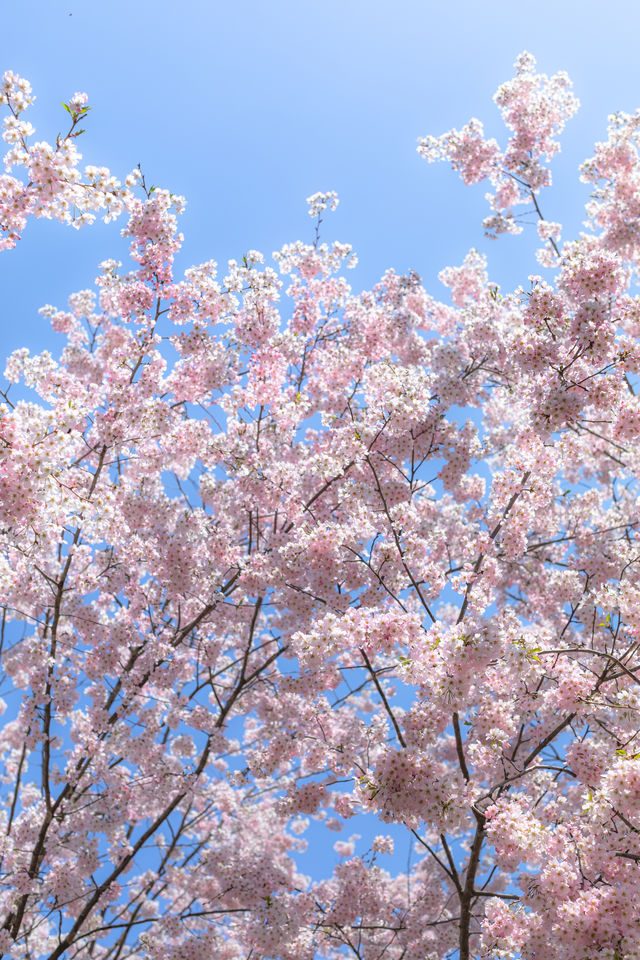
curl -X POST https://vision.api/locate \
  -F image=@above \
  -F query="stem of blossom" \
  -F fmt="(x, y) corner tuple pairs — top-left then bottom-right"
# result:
(539, 648), (640, 687)
(457, 470), (531, 625)
(282, 463), (355, 534)
(521, 713), (576, 769)
(528, 188), (561, 259)
(360, 648), (406, 748)
(411, 829), (461, 891)
(0, 742), (26, 878)
(366, 455), (436, 623)
(440, 833), (463, 894)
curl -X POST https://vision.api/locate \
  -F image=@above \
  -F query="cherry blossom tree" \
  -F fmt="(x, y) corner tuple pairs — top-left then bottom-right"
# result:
(1, 53), (640, 960)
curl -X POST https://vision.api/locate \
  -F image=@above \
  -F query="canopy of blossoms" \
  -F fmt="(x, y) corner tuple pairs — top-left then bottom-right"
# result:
(2, 56), (640, 960)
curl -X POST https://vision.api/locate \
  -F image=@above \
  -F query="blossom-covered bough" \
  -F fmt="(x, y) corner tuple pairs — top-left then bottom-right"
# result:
(1, 54), (640, 959)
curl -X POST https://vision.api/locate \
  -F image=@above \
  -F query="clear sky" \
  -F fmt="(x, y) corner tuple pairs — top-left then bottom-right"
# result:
(3, 0), (640, 364)
(2, 0), (640, 884)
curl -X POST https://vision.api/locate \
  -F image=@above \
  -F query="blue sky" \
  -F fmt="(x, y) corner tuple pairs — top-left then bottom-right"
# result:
(3, 0), (640, 364)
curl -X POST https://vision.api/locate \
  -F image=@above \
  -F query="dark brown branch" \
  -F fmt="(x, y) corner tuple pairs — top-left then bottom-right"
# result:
(360, 648), (406, 748)
(453, 712), (470, 782)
